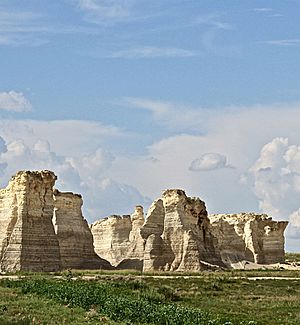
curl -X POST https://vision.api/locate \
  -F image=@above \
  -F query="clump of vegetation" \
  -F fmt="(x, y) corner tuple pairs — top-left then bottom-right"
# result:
(1, 270), (300, 324)
(285, 252), (300, 263)
(0, 278), (221, 324)
(0, 285), (107, 324)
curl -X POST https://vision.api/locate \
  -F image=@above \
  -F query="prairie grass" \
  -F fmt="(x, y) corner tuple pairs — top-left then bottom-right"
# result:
(1, 254), (300, 325)
(1, 271), (300, 324)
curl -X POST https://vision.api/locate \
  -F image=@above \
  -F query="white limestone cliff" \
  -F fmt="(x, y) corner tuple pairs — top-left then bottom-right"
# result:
(0, 170), (289, 272)
(0, 171), (61, 272)
(208, 213), (288, 267)
(92, 190), (288, 271)
(0, 170), (112, 272)
(91, 205), (145, 268)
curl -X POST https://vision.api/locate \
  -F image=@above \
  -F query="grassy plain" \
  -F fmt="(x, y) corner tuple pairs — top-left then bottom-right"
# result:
(0, 253), (299, 324)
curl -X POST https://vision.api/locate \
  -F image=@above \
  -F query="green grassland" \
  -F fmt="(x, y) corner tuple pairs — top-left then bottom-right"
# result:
(0, 253), (299, 324)
(0, 269), (300, 325)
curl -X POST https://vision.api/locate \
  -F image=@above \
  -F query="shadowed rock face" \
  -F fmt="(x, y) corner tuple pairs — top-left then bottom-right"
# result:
(53, 190), (112, 270)
(141, 189), (222, 271)
(0, 170), (112, 272)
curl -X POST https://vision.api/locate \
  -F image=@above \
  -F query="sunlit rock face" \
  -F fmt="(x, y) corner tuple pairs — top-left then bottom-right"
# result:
(0, 170), (289, 272)
(208, 213), (288, 266)
(0, 170), (112, 272)
(93, 190), (223, 271)
(91, 205), (145, 269)
(0, 171), (61, 272)
(92, 190), (289, 271)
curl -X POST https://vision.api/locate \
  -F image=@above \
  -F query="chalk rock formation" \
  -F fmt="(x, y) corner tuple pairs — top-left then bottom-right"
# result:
(141, 189), (222, 271)
(91, 206), (145, 268)
(92, 190), (289, 271)
(0, 170), (289, 272)
(0, 170), (112, 272)
(0, 171), (61, 272)
(53, 190), (111, 270)
(91, 214), (132, 266)
(208, 213), (288, 266)
(92, 190), (223, 271)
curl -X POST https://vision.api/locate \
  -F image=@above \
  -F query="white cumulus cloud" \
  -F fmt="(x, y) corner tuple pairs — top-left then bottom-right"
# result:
(189, 153), (232, 171)
(249, 137), (300, 237)
(0, 127), (149, 222)
(0, 91), (32, 112)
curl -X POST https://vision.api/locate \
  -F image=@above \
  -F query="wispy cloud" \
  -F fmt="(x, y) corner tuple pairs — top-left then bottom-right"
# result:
(0, 9), (44, 46)
(104, 46), (198, 59)
(75, 0), (154, 26)
(194, 14), (232, 30)
(0, 6), (99, 46)
(122, 97), (209, 130)
(192, 14), (239, 57)
(265, 39), (300, 46)
(254, 7), (273, 12)
(0, 91), (32, 112)
(77, 0), (131, 21)
(253, 7), (282, 18)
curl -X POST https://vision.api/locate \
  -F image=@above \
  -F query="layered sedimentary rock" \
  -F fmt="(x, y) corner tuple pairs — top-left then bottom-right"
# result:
(0, 170), (289, 272)
(91, 215), (132, 266)
(93, 190), (223, 271)
(91, 206), (145, 268)
(53, 190), (111, 270)
(92, 190), (288, 271)
(0, 171), (61, 272)
(0, 170), (112, 272)
(141, 189), (222, 271)
(208, 213), (288, 266)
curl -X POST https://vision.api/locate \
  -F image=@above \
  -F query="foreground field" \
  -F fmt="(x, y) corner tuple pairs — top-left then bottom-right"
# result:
(0, 269), (300, 325)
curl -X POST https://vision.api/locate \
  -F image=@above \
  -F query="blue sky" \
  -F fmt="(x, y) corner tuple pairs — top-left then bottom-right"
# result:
(1, 0), (300, 251)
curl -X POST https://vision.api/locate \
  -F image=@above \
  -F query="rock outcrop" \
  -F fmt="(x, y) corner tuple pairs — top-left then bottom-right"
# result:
(92, 190), (288, 271)
(208, 213), (288, 266)
(0, 171), (61, 272)
(0, 170), (289, 272)
(91, 206), (145, 269)
(0, 170), (112, 272)
(53, 190), (111, 270)
(91, 214), (132, 266)
(93, 190), (223, 271)
(140, 189), (222, 271)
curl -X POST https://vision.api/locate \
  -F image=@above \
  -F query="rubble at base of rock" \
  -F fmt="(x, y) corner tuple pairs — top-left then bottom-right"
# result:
(0, 170), (290, 272)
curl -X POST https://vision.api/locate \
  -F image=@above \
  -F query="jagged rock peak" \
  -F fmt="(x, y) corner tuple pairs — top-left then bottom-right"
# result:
(209, 212), (273, 222)
(53, 188), (82, 199)
(10, 170), (57, 183)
